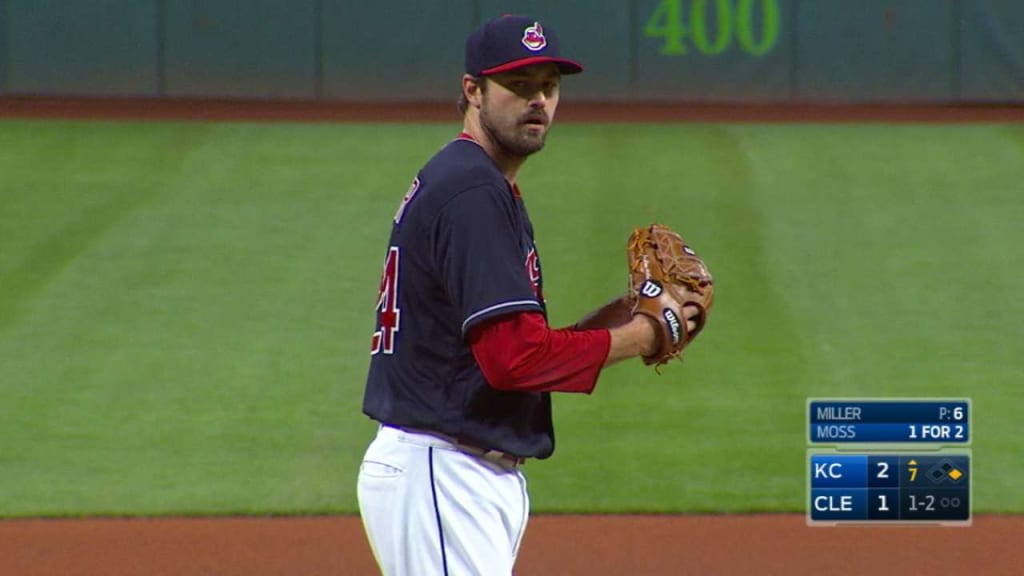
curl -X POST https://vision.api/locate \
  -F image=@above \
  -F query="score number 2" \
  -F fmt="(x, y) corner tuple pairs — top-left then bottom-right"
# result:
(644, 0), (780, 56)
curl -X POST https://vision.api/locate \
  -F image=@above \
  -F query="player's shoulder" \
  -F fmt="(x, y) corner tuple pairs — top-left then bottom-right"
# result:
(423, 138), (504, 192)
(394, 137), (511, 231)
(415, 139), (510, 210)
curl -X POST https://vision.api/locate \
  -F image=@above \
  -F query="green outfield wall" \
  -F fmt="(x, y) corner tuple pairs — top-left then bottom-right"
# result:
(0, 0), (1021, 102)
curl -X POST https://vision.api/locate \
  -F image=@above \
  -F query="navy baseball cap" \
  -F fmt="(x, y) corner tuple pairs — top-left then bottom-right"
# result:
(465, 15), (584, 76)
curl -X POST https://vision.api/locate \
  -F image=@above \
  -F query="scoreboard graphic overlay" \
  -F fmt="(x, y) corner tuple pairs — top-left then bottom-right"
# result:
(807, 399), (972, 526)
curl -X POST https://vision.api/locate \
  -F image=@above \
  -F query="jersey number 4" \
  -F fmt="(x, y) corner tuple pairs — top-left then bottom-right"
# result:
(371, 246), (401, 355)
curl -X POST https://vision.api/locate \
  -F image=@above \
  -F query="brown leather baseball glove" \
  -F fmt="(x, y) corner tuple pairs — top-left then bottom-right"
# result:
(627, 224), (714, 367)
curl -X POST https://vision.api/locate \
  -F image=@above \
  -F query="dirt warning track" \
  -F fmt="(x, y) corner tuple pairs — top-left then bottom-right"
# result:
(1, 514), (1021, 575)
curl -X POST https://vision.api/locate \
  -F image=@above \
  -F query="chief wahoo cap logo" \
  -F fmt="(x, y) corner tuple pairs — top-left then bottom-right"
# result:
(521, 21), (547, 51)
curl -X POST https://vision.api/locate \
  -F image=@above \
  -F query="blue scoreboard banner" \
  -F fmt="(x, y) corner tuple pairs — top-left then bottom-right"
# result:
(807, 398), (972, 526)
(808, 453), (970, 524)
(808, 399), (970, 444)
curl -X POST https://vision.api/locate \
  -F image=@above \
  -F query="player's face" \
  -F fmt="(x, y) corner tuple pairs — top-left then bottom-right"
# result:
(479, 64), (561, 158)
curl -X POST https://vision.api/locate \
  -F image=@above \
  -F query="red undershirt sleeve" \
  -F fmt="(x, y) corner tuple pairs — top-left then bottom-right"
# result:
(467, 311), (611, 393)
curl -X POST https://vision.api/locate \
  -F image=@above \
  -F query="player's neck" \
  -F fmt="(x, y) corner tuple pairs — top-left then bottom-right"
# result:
(463, 116), (527, 185)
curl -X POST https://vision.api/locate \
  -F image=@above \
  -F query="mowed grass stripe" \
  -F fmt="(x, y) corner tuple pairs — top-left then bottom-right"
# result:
(0, 120), (1021, 516)
(1, 122), (374, 515)
(0, 122), (207, 332)
(522, 124), (811, 512)
(739, 124), (1024, 511)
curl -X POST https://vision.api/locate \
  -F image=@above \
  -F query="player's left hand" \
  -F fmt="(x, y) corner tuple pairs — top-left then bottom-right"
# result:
(626, 224), (714, 368)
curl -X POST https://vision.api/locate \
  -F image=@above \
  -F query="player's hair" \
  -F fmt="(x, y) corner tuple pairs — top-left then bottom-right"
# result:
(457, 76), (488, 115)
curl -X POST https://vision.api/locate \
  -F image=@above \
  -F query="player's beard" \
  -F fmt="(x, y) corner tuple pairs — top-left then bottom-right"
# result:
(479, 103), (548, 158)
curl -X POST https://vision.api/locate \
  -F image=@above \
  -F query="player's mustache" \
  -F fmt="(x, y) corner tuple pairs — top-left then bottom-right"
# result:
(520, 112), (549, 125)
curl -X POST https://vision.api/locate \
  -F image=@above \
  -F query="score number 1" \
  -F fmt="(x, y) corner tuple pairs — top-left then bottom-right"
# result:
(644, 0), (781, 56)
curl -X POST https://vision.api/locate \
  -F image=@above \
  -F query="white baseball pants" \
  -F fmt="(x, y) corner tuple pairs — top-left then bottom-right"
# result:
(358, 425), (530, 576)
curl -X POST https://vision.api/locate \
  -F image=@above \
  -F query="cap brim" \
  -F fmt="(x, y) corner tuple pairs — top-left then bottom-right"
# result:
(481, 56), (584, 76)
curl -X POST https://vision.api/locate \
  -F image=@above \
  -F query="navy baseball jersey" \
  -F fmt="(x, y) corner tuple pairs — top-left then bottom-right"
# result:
(363, 134), (555, 458)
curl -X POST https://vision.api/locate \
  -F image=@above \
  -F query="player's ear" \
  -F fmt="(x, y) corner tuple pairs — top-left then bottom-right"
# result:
(463, 74), (484, 109)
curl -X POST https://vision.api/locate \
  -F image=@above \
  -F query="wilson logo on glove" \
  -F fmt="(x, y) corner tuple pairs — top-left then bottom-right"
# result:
(662, 308), (682, 345)
(639, 280), (663, 298)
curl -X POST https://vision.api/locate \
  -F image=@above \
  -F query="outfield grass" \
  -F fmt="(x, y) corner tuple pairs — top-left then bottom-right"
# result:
(0, 119), (1021, 517)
